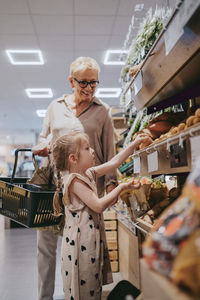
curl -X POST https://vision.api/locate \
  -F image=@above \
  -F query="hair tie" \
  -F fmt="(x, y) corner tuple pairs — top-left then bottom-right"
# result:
(56, 187), (60, 192)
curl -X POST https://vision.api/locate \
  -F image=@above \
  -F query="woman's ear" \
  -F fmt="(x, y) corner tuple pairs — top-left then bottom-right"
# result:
(68, 76), (74, 88)
(69, 153), (77, 164)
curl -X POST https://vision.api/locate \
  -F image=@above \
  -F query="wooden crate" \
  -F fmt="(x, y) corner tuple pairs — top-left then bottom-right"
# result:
(107, 240), (118, 250)
(105, 230), (117, 241)
(109, 250), (118, 261)
(110, 261), (119, 272)
(103, 209), (117, 220)
(104, 209), (118, 272)
(104, 220), (117, 230)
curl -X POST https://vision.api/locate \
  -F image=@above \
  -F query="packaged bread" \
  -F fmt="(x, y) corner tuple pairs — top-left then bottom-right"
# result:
(177, 123), (185, 132)
(186, 115), (195, 127)
(192, 117), (200, 125)
(139, 137), (153, 150)
(170, 126), (178, 135)
(195, 108), (200, 118)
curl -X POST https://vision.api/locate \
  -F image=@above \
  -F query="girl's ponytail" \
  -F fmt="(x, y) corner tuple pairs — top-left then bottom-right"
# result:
(53, 169), (63, 217)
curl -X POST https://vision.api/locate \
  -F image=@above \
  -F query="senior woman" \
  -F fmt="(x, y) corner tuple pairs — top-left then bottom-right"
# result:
(33, 56), (117, 300)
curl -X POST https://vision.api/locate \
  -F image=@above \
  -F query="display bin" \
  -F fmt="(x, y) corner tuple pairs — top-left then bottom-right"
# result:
(0, 148), (62, 228)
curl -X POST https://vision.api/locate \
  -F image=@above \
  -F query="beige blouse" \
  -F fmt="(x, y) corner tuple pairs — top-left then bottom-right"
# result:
(37, 95), (117, 196)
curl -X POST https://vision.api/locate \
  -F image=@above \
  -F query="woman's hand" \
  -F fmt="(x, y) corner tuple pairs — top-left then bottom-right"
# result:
(33, 146), (50, 157)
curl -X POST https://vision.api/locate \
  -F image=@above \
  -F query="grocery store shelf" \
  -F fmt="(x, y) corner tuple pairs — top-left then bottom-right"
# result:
(112, 206), (151, 236)
(126, 1), (200, 111)
(131, 123), (200, 176)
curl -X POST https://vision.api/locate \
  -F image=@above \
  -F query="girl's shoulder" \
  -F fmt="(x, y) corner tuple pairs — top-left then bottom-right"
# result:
(64, 172), (94, 190)
(86, 167), (97, 182)
(63, 172), (96, 207)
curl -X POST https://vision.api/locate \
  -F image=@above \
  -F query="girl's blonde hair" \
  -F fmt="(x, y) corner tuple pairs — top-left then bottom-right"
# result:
(70, 56), (100, 77)
(52, 132), (89, 216)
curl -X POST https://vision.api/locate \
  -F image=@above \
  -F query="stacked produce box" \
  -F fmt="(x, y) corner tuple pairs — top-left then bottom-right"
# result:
(103, 208), (118, 272)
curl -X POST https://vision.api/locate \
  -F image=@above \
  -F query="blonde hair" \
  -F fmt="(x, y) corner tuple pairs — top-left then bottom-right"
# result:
(52, 132), (89, 216)
(70, 56), (100, 77)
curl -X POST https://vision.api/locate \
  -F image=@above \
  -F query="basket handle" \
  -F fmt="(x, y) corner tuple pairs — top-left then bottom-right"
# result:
(11, 148), (32, 183)
(32, 152), (40, 172)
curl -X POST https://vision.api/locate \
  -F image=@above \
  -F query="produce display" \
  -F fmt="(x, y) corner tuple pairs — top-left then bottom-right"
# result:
(120, 7), (172, 89)
(143, 160), (200, 296)
(117, 176), (178, 225)
(129, 107), (200, 150)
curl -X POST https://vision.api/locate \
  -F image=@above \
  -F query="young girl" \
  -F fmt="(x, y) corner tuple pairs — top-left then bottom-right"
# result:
(52, 132), (151, 300)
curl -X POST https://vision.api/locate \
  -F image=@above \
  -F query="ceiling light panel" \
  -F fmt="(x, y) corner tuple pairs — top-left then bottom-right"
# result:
(95, 88), (122, 98)
(104, 50), (128, 65)
(26, 88), (53, 98)
(36, 110), (47, 117)
(6, 50), (44, 65)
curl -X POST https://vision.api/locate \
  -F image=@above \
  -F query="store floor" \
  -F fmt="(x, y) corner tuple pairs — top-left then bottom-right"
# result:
(0, 216), (122, 300)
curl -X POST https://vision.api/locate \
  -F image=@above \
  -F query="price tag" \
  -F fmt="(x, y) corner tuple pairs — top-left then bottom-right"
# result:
(133, 70), (143, 95)
(147, 151), (158, 172)
(190, 136), (200, 168)
(133, 156), (140, 173)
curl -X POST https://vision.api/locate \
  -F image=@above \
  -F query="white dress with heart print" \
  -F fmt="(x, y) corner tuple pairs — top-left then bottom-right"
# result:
(61, 168), (113, 300)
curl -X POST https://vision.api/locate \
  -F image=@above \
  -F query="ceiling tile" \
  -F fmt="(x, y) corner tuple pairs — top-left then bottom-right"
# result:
(38, 35), (74, 51)
(0, 0), (29, 14)
(33, 15), (74, 35)
(112, 15), (132, 35)
(1, 34), (38, 49)
(107, 35), (125, 49)
(118, 0), (137, 16)
(75, 16), (114, 35)
(28, 0), (74, 15)
(0, 15), (34, 34)
(75, 0), (118, 15)
(75, 35), (110, 51)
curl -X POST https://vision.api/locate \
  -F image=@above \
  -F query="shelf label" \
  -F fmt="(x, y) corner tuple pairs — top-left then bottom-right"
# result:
(147, 151), (158, 172)
(190, 136), (200, 168)
(133, 156), (140, 173)
(133, 70), (143, 95)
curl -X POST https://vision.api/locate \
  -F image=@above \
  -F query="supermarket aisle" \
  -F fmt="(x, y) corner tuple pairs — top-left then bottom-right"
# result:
(0, 215), (122, 300)
(0, 215), (64, 300)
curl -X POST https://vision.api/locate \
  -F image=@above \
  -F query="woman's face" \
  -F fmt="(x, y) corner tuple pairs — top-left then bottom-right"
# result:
(69, 68), (99, 102)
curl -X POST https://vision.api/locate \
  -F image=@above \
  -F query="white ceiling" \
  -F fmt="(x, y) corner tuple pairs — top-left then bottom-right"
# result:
(0, 0), (174, 145)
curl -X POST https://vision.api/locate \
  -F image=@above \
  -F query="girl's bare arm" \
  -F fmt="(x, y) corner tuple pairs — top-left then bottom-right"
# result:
(93, 133), (152, 178)
(69, 178), (140, 214)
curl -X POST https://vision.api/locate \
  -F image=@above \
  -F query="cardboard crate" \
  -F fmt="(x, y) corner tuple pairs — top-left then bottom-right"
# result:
(103, 209), (117, 220)
(110, 261), (119, 272)
(107, 240), (118, 250)
(105, 230), (117, 241)
(104, 220), (117, 230)
(109, 250), (118, 261)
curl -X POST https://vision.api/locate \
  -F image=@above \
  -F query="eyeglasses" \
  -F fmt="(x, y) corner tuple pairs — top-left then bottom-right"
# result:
(73, 78), (99, 88)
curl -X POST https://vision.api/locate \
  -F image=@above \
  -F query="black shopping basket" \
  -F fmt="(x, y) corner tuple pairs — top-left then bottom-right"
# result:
(0, 149), (62, 228)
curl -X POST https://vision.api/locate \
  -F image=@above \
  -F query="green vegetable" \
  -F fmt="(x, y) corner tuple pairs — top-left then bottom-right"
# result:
(120, 7), (172, 85)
